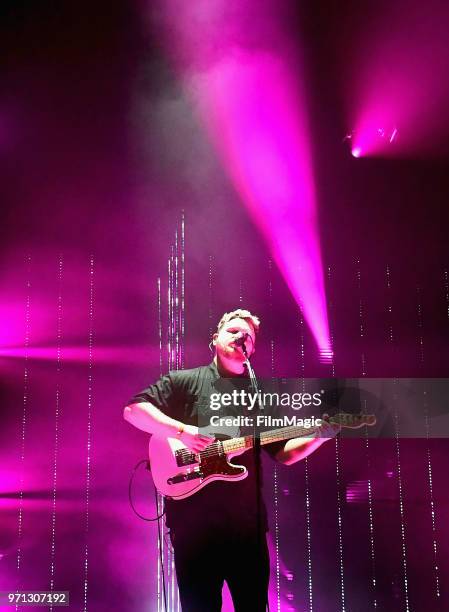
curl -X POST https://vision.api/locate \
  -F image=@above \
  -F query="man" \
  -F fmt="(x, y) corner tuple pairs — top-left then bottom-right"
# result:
(124, 309), (337, 611)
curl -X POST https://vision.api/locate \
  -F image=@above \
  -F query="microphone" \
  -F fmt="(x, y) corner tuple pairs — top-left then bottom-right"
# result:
(234, 332), (249, 347)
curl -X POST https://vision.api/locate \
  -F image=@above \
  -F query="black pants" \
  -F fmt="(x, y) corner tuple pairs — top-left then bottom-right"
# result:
(170, 525), (270, 612)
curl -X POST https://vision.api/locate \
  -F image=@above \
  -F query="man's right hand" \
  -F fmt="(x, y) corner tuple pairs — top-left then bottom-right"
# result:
(179, 425), (215, 453)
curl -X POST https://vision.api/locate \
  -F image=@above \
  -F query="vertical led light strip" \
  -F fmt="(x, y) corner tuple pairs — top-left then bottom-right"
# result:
(174, 232), (180, 371)
(163, 219), (186, 611)
(416, 285), (440, 601)
(156, 219), (186, 610)
(167, 256), (171, 371)
(82, 256), (95, 612)
(355, 258), (377, 609)
(168, 250), (173, 371)
(16, 255), (32, 605)
(166, 248), (173, 611)
(297, 297), (313, 612)
(326, 268), (336, 380)
(298, 301), (305, 382)
(416, 287), (424, 365)
(385, 264), (410, 612)
(356, 259), (367, 377)
(49, 256), (63, 607)
(156, 277), (163, 612)
(443, 270), (449, 321)
(267, 260), (281, 612)
(303, 456), (313, 612)
(385, 266), (394, 345)
(208, 256), (214, 341)
(180, 211), (185, 370)
(171, 241), (177, 612)
(272, 406), (281, 612)
(239, 257), (244, 304)
(327, 265), (346, 612)
(157, 278), (163, 377)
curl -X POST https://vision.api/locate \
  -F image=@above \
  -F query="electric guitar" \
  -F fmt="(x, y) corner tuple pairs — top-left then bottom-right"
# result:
(148, 413), (376, 499)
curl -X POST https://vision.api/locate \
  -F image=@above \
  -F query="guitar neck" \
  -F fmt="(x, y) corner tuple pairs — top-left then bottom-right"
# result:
(222, 423), (321, 454)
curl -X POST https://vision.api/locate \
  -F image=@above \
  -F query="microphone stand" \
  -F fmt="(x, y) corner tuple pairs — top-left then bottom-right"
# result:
(242, 344), (266, 609)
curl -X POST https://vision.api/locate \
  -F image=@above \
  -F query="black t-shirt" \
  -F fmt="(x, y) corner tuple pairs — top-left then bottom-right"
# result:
(130, 362), (279, 532)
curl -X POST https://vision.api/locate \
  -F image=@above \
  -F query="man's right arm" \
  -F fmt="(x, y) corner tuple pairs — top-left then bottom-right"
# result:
(123, 401), (184, 436)
(123, 402), (214, 452)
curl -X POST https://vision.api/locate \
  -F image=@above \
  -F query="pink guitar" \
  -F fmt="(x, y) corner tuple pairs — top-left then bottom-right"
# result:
(148, 413), (376, 499)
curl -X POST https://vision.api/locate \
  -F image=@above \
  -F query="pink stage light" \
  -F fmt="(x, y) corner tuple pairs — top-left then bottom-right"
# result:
(350, 121), (399, 158)
(347, 0), (449, 157)
(0, 345), (161, 364)
(159, 0), (332, 357)
(319, 347), (334, 364)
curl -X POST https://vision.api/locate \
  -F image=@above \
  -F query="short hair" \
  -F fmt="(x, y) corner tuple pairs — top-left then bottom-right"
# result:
(216, 309), (260, 334)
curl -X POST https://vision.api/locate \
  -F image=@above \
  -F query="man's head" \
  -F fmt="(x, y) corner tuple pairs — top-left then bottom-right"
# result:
(212, 309), (260, 374)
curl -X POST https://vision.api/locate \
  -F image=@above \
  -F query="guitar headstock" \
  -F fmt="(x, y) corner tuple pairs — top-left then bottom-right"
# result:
(326, 413), (376, 429)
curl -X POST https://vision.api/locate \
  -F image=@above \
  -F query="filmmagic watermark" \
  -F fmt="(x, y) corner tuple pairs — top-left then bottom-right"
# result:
(210, 413), (322, 428)
(197, 378), (449, 438)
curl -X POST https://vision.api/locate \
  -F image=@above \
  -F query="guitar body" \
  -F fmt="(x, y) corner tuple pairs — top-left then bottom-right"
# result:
(148, 436), (248, 499)
(148, 413), (376, 500)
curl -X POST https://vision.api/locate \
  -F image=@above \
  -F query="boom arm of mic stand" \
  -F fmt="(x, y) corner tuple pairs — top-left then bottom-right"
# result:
(242, 348), (264, 553)
(242, 350), (258, 395)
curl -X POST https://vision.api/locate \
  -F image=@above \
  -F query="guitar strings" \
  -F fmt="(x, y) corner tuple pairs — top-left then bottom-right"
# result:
(177, 420), (330, 464)
(177, 410), (369, 472)
(176, 415), (350, 467)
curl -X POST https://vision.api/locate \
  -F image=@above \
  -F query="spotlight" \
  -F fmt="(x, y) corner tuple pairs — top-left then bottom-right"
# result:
(343, 132), (362, 158)
(344, 125), (398, 157)
(319, 346), (334, 364)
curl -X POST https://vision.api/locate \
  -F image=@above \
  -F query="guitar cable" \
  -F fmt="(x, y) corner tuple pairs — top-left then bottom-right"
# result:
(128, 459), (168, 611)
(128, 459), (165, 522)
